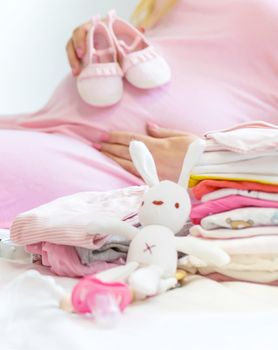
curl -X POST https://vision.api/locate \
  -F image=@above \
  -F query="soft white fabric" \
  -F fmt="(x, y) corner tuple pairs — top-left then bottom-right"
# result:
(0, 229), (9, 240)
(2, 258), (278, 350)
(193, 156), (278, 176)
(199, 235), (278, 255)
(180, 254), (278, 273)
(199, 150), (278, 166)
(190, 225), (278, 239)
(204, 122), (278, 153)
(201, 189), (278, 203)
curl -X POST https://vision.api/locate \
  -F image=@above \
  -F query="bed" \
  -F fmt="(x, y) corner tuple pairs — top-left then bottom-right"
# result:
(1, 228), (278, 350)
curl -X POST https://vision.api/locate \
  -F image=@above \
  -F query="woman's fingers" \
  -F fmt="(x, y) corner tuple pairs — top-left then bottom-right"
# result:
(72, 23), (90, 59)
(66, 22), (91, 75)
(66, 39), (81, 76)
(107, 131), (152, 146)
(146, 121), (188, 138)
(96, 142), (130, 160)
(102, 152), (140, 177)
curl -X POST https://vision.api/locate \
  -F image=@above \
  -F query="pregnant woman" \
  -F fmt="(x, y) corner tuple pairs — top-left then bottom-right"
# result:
(0, 0), (277, 228)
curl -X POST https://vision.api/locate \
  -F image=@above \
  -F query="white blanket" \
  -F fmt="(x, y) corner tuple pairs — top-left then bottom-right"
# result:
(1, 257), (278, 350)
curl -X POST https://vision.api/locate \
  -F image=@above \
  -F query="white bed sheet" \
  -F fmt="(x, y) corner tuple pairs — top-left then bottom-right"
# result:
(1, 238), (278, 350)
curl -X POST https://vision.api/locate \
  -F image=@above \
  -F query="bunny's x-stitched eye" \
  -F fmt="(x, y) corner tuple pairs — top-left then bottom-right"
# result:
(175, 203), (180, 209)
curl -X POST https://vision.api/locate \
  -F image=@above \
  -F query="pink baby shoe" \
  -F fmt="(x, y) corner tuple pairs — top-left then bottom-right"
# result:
(77, 16), (123, 107)
(106, 10), (171, 89)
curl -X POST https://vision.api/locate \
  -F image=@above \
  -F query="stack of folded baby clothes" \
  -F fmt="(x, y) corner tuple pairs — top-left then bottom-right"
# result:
(181, 121), (278, 284)
(10, 186), (147, 277)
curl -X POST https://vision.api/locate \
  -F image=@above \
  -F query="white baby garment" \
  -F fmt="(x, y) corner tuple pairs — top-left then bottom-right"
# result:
(190, 225), (278, 239)
(199, 207), (278, 230)
(201, 189), (278, 203)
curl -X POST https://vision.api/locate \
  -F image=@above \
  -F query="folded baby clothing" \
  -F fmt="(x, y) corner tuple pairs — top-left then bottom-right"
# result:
(190, 174), (278, 187)
(179, 236), (278, 283)
(203, 121), (278, 153)
(9, 121), (278, 282)
(198, 150), (278, 166)
(191, 225), (278, 239)
(27, 242), (124, 277)
(193, 156), (278, 177)
(201, 189), (278, 203)
(9, 183), (194, 277)
(189, 121), (278, 187)
(187, 121), (278, 284)
(199, 235), (278, 255)
(191, 179), (278, 200)
(199, 207), (278, 230)
(190, 196), (278, 225)
(11, 186), (146, 247)
(76, 236), (129, 265)
(10, 186), (147, 277)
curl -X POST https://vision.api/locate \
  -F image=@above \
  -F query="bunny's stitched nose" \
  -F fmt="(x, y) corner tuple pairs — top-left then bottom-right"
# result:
(152, 200), (164, 206)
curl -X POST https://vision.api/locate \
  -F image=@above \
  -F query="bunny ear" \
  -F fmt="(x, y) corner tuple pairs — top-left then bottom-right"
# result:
(178, 138), (206, 188)
(129, 141), (160, 187)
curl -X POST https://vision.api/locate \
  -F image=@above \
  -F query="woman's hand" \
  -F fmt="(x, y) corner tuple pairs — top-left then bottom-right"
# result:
(66, 21), (91, 76)
(94, 122), (198, 182)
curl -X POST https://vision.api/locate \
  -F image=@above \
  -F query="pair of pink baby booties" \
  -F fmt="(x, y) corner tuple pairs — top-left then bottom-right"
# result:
(77, 10), (171, 107)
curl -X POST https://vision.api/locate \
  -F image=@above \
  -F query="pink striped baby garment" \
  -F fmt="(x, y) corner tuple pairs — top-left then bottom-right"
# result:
(11, 186), (146, 247)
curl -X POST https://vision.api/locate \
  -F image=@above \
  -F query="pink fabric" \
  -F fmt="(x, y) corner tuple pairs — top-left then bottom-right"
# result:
(0, 130), (142, 229)
(27, 242), (122, 277)
(1, 0), (278, 228)
(191, 196), (278, 224)
(192, 180), (278, 201)
(11, 186), (145, 247)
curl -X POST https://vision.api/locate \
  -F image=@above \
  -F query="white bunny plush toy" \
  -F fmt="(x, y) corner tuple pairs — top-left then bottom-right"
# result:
(90, 139), (230, 300)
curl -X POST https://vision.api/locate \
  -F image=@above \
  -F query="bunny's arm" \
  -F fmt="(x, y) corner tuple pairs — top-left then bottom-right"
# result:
(95, 262), (139, 282)
(87, 217), (138, 241)
(175, 236), (230, 267)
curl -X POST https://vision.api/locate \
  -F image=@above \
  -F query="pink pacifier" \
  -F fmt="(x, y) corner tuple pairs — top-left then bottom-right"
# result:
(71, 276), (132, 327)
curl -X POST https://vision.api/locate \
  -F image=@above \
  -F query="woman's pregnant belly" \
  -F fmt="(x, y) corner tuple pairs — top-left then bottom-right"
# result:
(0, 130), (141, 228)
(146, 0), (278, 133)
(14, 0), (277, 143)
(0, 0), (277, 227)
